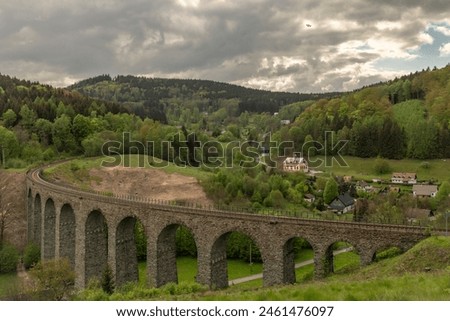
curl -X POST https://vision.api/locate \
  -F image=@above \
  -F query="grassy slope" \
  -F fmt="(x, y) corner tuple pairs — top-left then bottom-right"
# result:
(0, 273), (20, 298)
(93, 236), (450, 301)
(189, 236), (450, 300)
(314, 156), (449, 182)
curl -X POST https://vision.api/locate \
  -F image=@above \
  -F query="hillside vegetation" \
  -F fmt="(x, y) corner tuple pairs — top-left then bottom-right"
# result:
(282, 66), (450, 159)
(76, 236), (450, 300)
(69, 75), (337, 122)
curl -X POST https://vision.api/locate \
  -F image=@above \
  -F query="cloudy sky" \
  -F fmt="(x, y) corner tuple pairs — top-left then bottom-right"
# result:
(1, 0), (450, 92)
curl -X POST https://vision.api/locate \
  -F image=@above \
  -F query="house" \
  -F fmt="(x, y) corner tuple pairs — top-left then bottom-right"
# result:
(405, 208), (434, 223)
(412, 185), (438, 198)
(391, 172), (417, 185)
(282, 156), (309, 172)
(328, 193), (355, 214)
(356, 181), (373, 192)
(343, 176), (353, 183)
(280, 119), (291, 125)
(304, 193), (316, 203)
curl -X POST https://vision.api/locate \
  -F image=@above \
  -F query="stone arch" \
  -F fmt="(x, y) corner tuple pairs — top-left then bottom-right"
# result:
(321, 239), (362, 276)
(371, 244), (404, 262)
(115, 216), (146, 287)
(155, 222), (198, 287)
(85, 210), (108, 285)
(209, 228), (264, 289)
(282, 236), (315, 284)
(33, 193), (42, 247)
(27, 189), (33, 243)
(59, 203), (76, 268)
(43, 198), (56, 260)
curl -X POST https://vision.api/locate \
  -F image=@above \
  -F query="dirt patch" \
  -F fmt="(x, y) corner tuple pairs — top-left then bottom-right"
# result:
(0, 170), (27, 250)
(89, 167), (213, 207)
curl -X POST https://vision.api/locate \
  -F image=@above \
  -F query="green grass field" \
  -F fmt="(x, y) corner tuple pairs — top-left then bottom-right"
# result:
(313, 155), (450, 182)
(0, 273), (20, 299)
(134, 248), (352, 289)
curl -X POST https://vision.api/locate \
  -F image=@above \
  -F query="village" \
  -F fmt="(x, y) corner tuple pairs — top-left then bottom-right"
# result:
(281, 155), (442, 223)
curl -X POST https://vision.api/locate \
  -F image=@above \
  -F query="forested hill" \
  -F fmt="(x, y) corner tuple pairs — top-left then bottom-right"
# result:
(68, 75), (339, 121)
(285, 65), (450, 159)
(0, 74), (126, 121)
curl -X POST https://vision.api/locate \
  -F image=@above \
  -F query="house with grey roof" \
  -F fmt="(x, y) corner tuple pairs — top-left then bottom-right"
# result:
(328, 193), (355, 214)
(412, 185), (438, 198)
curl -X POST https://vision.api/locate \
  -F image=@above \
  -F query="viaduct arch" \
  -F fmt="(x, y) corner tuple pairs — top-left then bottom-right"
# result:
(27, 167), (428, 289)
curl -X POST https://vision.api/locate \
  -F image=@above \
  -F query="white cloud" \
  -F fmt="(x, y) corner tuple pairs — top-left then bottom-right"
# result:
(440, 43), (450, 56)
(417, 32), (434, 45)
(376, 21), (403, 31)
(1, 1), (450, 92)
(434, 25), (450, 36)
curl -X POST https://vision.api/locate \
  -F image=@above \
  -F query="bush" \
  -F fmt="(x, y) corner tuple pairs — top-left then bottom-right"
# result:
(373, 157), (391, 175)
(42, 148), (56, 161)
(23, 243), (40, 269)
(0, 244), (19, 273)
(101, 265), (115, 295)
(29, 258), (75, 300)
(5, 158), (27, 169)
(420, 161), (431, 169)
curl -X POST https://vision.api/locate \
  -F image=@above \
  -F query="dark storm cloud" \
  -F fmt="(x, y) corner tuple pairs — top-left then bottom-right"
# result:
(0, 0), (449, 91)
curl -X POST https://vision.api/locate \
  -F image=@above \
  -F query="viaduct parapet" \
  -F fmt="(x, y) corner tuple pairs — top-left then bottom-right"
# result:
(26, 167), (428, 289)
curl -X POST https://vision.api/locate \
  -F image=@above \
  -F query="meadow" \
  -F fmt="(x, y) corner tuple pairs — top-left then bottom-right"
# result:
(313, 156), (450, 182)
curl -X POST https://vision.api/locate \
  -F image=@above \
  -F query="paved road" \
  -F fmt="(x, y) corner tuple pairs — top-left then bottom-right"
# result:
(229, 247), (353, 286)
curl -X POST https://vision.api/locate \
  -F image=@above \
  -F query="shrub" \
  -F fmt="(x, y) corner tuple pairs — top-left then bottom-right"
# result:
(373, 157), (391, 175)
(29, 258), (75, 300)
(0, 243), (19, 273)
(23, 243), (40, 269)
(42, 148), (56, 161)
(101, 265), (115, 295)
(5, 158), (27, 169)
(420, 161), (430, 169)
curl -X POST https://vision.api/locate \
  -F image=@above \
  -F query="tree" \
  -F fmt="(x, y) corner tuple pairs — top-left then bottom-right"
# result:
(29, 258), (75, 300)
(263, 189), (285, 208)
(23, 243), (40, 269)
(434, 181), (450, 211)
(72, 114), (94, 145)
(354, 198), (369, 222)
(19, 104), (37, 129)
(378, 118), (405, 159)
(323, 177), (339, 204)
(52, 115), (76, 153)
(2, 109), (17, 128)
(303, 134), (316, 157)
(34, 118), (53, 146)
(0, 126), (19, 165)
(0, 243), (19, 273)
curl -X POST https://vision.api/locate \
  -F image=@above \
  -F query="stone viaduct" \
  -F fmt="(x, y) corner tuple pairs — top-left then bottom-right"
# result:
(26, 167), (428, 289)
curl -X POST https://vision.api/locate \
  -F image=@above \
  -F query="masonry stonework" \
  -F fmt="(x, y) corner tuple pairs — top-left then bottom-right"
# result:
(27, 168), (428, 290)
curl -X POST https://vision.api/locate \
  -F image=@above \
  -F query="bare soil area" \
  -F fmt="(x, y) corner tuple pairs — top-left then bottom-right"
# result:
(0, 166), (212, 249)
(89, 167), (213, 207)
